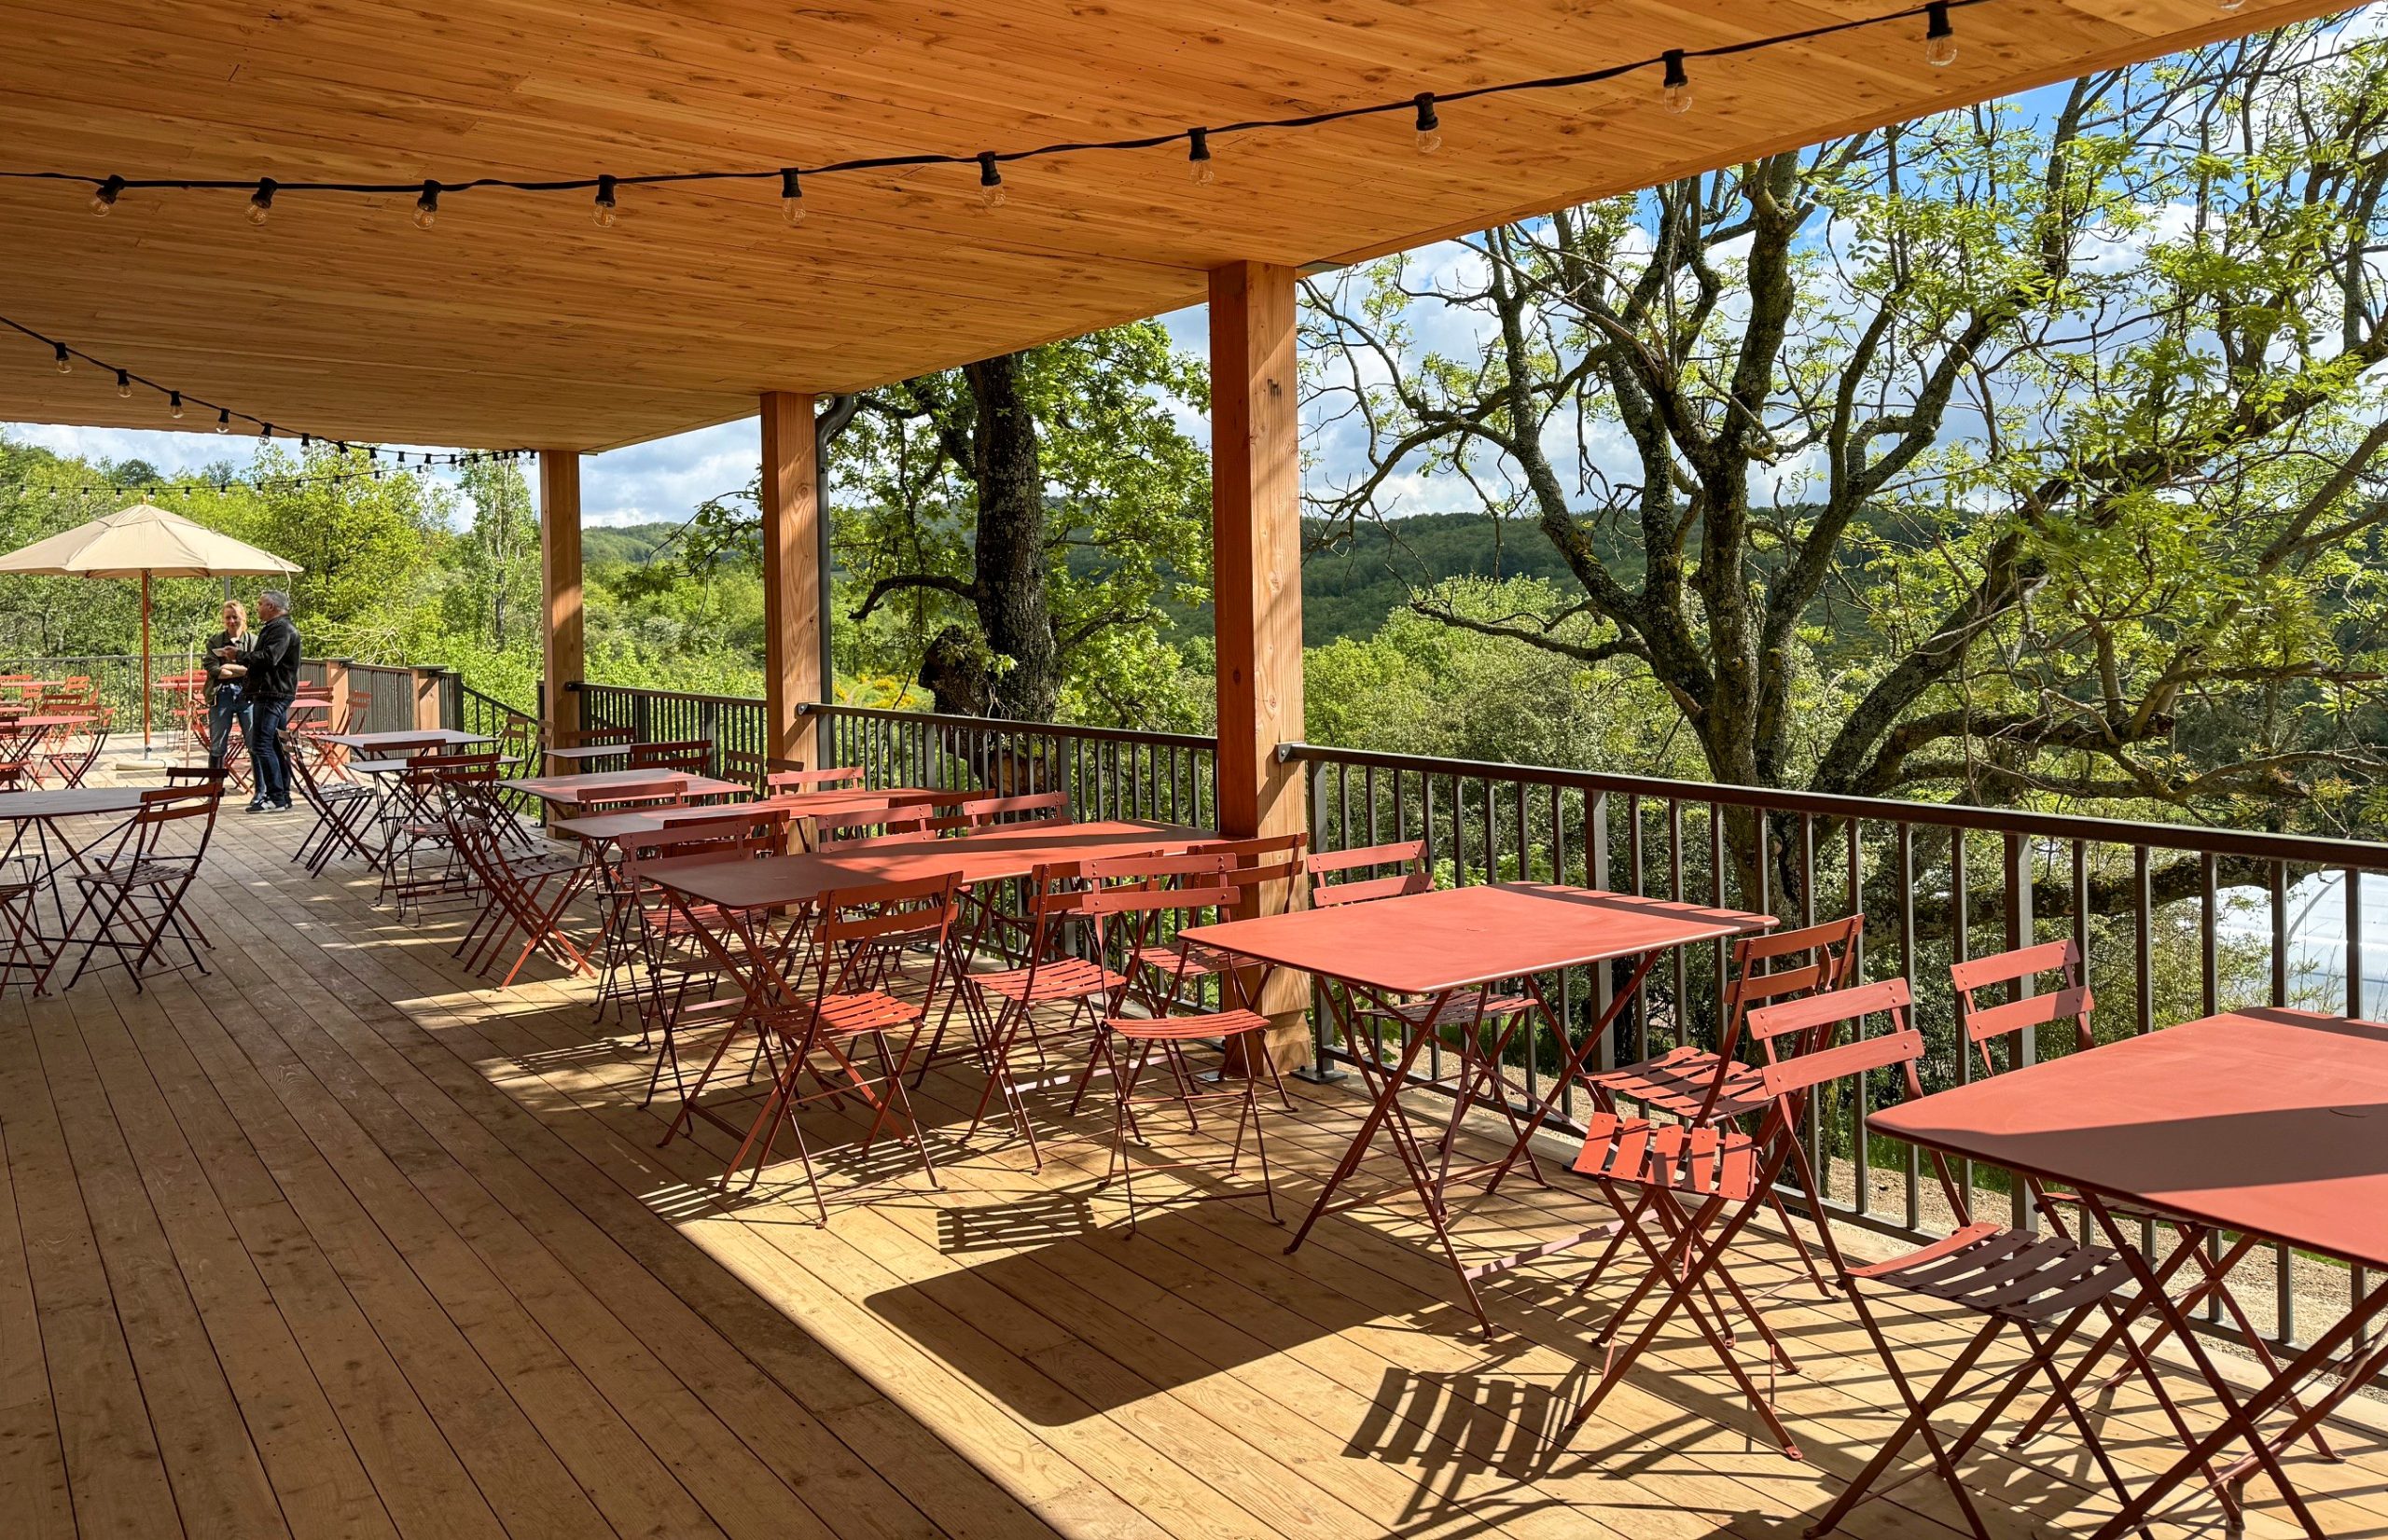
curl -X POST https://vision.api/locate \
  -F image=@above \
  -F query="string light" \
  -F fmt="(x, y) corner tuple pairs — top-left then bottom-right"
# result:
(169, 390), (184, 420)
(116, 368), (132, 398)
(215, 409), (229, 433)
(780, 167), (806, 225)
(1412, 93), (1442, 155)
(9, 0), (2010, 223)
(1187, 128), (1215, 186)
(260, 423), (273, 440)
(1924, 3), (1957, 66)
(1660, 50), (1692, 113)
(2218, 0), (2245, 9)
(413, 178), (439, 229)
(52, 342), (70, 375)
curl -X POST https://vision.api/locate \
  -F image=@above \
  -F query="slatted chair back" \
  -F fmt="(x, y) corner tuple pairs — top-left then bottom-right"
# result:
(628, 739), (714, 776)
(1306, 839), (1432, 908)
(1191, 832), (1309, 890)
(765, 766), (864, 794)
(1745, 976), (1944, 1205)
(566, 778), (690, 814)
(493, 713), (541, 770)
(558, 726), (634, 749)
(1062, 852), (1241, 1002)
(163, 765), (229, 790)
(928, 788), (1071, 833)
(1714, 914), (1866, 1076)
(814, 808), (934, 851)
(1951, 939), (2094, 1073)
(125, 781), (227, 863)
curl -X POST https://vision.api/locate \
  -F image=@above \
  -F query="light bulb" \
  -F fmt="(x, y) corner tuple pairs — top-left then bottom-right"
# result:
(1187, 128), (1215, 186)
(90, 174), (124, 216)
(1661, 50), (1692, 115)
(781, 167), (806, 225)
(2218, 0), (2245, 9)
(1924, 3), (1957, 66)
(977, 153), (1005, 210)
(216, 409), (230, 434)
(53, 343), (71, 375)
(413, 179), (439, 229)
(592, 174), (618, 228)
(116, 369), (132, 399)
(170, 391), (185, 421)
(246, 176), (276, 226)
(1413, 93), (1442, 155)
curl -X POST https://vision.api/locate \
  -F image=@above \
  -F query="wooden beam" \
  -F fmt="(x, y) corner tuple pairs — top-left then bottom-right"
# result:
(760, 391), (826, 768)
(538, 450), (584, 749)
(1210, 260), (1310, 1068)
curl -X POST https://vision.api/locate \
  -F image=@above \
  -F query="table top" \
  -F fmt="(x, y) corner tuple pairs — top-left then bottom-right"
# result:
(513, 768), (748, 803)
(649, 819), (1206, 910)
(354, 755), (523, 777)
(1872, 1007), (2388, 1271)
(1183, 882), (1778, 997)
(321, 729), (494, 752)
(543, 743), (635, 763)
(0, 786), (149, 819)
(3, 715), (97, 730)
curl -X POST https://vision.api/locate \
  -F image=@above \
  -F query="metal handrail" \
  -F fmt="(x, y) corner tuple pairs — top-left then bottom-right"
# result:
(1280, 740), (2388, 870)
(799, 701), (1216, 751)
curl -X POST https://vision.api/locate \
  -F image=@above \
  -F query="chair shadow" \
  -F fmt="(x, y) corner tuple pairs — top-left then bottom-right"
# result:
(937, 1191), (1096, 1254)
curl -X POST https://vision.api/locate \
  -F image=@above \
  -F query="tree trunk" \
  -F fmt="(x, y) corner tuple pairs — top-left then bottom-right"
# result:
(962, 353), (1058, 721)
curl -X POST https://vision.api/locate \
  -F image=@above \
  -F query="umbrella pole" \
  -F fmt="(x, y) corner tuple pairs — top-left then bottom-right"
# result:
(141, 570), (152, 756)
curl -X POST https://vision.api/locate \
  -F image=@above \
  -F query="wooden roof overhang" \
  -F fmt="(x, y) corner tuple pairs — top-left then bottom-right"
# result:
(0, 0), (2343, 451)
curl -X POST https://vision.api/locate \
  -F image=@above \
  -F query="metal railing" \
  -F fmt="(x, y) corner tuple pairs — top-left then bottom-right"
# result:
(454, 677), (535, 744)
(573, 681), (766, 782)
(0, 653), (156, 727)
(803, 702), (1217, 825)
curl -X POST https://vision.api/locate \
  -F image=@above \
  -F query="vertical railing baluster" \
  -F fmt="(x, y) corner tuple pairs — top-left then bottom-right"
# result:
(1898, 823), (1920, 1230)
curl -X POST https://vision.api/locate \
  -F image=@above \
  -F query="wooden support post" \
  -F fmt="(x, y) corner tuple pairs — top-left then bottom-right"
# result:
(760, 391), (826, 769)
(1211, 261), (1311, 1069)
(539, 451), (584, 751)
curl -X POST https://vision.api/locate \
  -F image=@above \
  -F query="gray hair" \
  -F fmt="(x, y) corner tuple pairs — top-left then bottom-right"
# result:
(259, 589), (292, 614)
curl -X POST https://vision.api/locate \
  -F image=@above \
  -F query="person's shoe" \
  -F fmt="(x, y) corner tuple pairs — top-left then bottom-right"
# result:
(271, 800), (294, 813)
(244, 799), (271, 813)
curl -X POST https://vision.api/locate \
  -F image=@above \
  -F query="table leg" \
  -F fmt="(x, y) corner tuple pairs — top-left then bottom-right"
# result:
(2079, 1191), (2377, 1540)
(1484, 948), (1666, 1192)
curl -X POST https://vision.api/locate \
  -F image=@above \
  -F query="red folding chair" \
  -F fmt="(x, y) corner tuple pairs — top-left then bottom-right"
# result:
(57, 782), (225, 992)
(925, 789), (1070, 833)
(618, 813), (784, 1108)
(765, 766), (864, 794)
(448, 811), (595, 988)
(701, 870), (965, 1216)
(0, 843), (51, 993)
(1576, 916), (1863, 1299)
(1787, 973), (2224, 1540)
(813, 807), (934, 850)
(1066, 851), (1282, 1231)
(285, 722), (382, 873)
(961, 860), (1131, 1167)
(1561, 976), (1917, 1457)
(628, 739), (715, 777)
(42, 706), (110, 788)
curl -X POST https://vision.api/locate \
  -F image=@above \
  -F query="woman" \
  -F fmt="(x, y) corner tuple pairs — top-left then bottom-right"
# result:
(202, 598), (254, 771)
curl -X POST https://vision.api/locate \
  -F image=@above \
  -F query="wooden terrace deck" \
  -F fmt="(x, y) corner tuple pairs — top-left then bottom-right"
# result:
(4, 792), (2385, 1540)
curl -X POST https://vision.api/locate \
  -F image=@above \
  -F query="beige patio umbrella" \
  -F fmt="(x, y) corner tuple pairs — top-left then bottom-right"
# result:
(0, 500), (302, 750)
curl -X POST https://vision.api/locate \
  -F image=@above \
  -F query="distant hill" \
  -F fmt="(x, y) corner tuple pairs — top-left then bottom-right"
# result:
(583, 521), (681, 565)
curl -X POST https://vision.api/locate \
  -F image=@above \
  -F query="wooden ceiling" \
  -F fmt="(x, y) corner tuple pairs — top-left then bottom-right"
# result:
(0, 0), (2342, 451)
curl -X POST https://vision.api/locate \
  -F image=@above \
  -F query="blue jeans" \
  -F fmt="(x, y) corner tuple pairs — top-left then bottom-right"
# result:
(207, 685), (251, 771)
(250, 697), (293, 806)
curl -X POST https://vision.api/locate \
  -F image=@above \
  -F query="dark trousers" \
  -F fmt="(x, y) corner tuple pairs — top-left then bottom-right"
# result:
(250, 697), (293, 806)
(206, 685), (251, 770)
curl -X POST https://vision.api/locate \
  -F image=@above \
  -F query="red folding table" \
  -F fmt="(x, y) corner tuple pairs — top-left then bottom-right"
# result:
(0, 785), (152, 991)
(644, 818), (1211, 1147)
(1838, 1006), (2388, 1540)
(1182, 882), (1775, 1328)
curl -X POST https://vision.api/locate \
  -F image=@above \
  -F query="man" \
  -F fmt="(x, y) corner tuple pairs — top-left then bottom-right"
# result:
(244, 589), (301, 812)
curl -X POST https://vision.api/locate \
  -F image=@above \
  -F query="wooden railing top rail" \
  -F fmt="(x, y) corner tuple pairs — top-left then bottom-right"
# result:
(1280, 741), (2388, 870)
(798, 700), (1216, 752)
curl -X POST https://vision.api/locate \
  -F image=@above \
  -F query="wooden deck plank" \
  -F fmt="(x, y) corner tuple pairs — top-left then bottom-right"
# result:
(10, 795), (2384, 1540)
(0, 992), (186, 1539)
(56, 981), (402, 1540)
